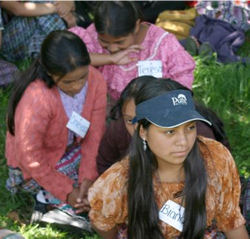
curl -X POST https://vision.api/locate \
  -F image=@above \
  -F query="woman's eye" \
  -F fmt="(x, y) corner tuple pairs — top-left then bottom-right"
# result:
(125, 119), (133, 125)
(165, 130), (174, 135)
(188, 124), (196, 130)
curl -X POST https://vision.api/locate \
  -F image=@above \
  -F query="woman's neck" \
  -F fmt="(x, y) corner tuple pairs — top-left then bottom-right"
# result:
(157, 163), (185, 183)
(134, 22), (149, 45)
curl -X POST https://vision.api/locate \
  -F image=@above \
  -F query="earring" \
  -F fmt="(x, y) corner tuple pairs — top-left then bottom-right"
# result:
(142, 139), (147, 151)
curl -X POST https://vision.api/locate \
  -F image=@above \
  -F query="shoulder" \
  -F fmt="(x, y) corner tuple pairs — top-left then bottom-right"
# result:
(69, 24), (98, 40)
(144, 23), (183, 53)
(89, 66), (105, 81)
(21, 79), (57, 103)
(89, 158), (129, 198)
(146, 23), (176, 42)
(88, 66), (107, 92)
(198, 136), (236, 177)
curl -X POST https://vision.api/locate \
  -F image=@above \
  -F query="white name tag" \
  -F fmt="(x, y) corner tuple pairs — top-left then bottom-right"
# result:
(137, 60), (163, 78)
(159, 200), (185, 232)
(66, 111), (90, 138)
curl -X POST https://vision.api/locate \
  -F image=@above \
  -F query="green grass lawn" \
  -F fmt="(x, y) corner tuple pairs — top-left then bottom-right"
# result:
(0, 33), (249, 238)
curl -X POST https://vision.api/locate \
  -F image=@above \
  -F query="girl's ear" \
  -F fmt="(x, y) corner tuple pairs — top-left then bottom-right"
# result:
(139, 125), (147, 141)
(133, 19), (140, 35)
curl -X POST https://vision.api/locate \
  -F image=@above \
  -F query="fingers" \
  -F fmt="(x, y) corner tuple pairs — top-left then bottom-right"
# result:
(74, 198), (90, 214)
(128, 44), (144, 51)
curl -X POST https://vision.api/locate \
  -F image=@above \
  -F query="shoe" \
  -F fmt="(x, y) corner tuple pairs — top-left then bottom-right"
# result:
(198, 42), (214, 60)
(184, 36), (199, 56)
(40, 209), (92, 232)
(31, 208), (92, 232)
(30, 199), (48, 224)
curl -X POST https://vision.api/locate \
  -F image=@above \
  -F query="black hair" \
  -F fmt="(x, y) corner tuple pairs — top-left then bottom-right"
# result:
(110, 76), (157, 120)
(127, 78), (207, 239)
(7, 30), (90, 135)
(195, 102), (230, 149)
(94, 1), (141, 37)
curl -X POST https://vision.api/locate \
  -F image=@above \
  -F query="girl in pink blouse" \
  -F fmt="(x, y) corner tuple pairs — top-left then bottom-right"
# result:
(5, 30), (106, 226)
(70, 1), (195, 101)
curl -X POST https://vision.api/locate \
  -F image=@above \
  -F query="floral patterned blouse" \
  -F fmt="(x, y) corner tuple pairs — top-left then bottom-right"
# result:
(88, 136), (245, 238)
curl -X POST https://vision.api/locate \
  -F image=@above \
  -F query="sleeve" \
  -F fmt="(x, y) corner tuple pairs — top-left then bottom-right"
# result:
(14, 85), (73, 201)
(78, 69), (107, 182)
(214, 145), (246, 232)
(96, 118), (131, 175)
(88, 162), (128, 231)
(69, 25), (104, 54)
(163, 34), (195, 90)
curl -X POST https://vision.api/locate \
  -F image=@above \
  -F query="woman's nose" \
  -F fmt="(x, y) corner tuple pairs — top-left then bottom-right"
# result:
(107, 44), (119, 53)
(176, 131), (188, 147)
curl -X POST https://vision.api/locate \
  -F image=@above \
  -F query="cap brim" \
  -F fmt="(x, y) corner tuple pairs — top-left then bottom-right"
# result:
(145, 110), (212, 128)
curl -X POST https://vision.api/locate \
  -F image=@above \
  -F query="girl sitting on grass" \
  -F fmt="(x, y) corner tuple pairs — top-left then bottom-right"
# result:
(97, 76), (230, 175)
(70, 1), (195, 102)
(88, 83), (248, 238)
(5, 30), (107, 220)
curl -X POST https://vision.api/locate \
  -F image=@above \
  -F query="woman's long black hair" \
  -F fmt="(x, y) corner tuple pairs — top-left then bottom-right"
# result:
(7, 30), (90, 135)
(127, 78), (207, 239)
(110, 75), (158, 120)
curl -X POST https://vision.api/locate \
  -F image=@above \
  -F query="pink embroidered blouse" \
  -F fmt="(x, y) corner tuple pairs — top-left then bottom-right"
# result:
(70, 23), (195, 100)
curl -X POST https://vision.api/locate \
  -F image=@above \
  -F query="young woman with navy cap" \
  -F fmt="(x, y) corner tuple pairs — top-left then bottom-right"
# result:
(88, 81), (248, 239)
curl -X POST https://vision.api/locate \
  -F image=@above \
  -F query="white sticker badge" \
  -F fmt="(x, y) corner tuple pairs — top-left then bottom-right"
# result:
(66, 111), (90, 138)
(137, 60), (163, 78)
(159, 200), (185, 232)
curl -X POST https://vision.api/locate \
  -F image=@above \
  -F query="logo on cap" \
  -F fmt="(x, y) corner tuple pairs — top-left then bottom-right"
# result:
(171, 94), (187, 106)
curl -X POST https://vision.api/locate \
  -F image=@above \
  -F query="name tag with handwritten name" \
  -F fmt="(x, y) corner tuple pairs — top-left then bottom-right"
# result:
(159, 200), (185, 232)
(66, 111), (90, 138)
(137, 60), (163, 78)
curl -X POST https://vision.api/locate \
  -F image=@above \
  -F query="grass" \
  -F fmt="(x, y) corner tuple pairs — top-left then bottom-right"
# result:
(0, 32), (249, 238)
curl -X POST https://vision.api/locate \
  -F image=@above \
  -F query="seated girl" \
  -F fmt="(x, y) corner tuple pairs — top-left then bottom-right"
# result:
(5, 30), (107, 222)
(70, 1), (195, 102)
(97, 76), (230, 175)
(88, 80), (248, 238)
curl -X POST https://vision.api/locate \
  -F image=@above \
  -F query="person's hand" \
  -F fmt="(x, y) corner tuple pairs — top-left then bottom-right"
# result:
(67, 187), (80, 208)
(54, 1), (75, 17)
(62, 12), (77, 28)
(110, 45), (143, 65)
(74, 178), (94, 214)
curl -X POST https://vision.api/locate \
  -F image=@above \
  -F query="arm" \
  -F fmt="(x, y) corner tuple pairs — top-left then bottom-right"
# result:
(89, 45), (142, 67)
(212, 144), (247, 234)
(1, 1), (56, 17)
(88, 161), (128, 238)
(224, 225), (249, 239)
(78, 68), (107, 182)
(13, 84), (73, 201)
(89, 53), (114, 67)
(97, 118), (131, 175)
(54, 1), (75, 17)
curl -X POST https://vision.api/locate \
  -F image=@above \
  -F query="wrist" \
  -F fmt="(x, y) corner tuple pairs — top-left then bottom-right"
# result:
(108, 54), (116, 65)
(45, 3), (56, 14)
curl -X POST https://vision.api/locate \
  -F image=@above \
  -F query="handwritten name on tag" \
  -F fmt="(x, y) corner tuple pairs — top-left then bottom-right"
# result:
(137, 60), (163, 78)
(159, 200), (185, 232)
(66, 111), (90, 138)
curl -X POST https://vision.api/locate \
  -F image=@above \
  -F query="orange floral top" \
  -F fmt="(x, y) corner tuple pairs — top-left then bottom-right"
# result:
(88, 136), (245, 238)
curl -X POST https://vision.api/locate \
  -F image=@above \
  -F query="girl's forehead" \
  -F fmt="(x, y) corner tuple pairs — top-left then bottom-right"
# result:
(150, 121), (196, 130)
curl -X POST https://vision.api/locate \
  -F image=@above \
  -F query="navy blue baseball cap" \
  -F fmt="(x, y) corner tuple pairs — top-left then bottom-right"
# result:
(133, 90), (211, 128)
